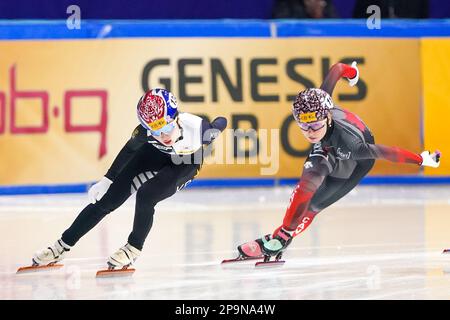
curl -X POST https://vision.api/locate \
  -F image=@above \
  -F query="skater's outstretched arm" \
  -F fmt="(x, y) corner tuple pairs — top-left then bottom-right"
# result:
(351, 143), (441, 167)
(320, 62), (359, 96)
(105, 125), (147, 181)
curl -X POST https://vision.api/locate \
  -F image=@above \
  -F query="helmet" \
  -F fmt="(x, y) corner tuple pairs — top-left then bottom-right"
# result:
(292, 88), (333, 124)
(136, 88), (179, 132)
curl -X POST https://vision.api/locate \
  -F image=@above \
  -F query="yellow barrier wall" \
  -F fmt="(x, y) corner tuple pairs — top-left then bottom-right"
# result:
(422, 38), (450, 176)
(0, 38), (422, 185)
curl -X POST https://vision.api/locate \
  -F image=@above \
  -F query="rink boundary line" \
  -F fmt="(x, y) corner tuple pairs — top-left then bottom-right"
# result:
(1, 176), (450, 195)
(1, 20), (450, 39)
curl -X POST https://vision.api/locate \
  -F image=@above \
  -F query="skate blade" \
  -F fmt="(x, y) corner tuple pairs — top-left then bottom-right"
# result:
(442, 249), (450, 254)
(96, 268), (135, 278)
(255, 260), (285, 268)
(16, 264), (64, 274)
(221, 256), (263, 264)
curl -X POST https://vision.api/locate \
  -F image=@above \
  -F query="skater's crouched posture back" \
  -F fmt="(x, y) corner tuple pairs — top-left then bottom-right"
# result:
(31, 88), (227, 271)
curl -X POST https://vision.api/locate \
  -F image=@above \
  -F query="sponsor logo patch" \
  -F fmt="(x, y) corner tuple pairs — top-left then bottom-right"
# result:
(304, 161), (313, 169)
(336, 147), (351, 160)
(300, 112), (317, 123)
(294, 216), (311, 236)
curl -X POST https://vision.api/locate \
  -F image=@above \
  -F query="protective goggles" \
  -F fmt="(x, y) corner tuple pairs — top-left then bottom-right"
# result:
(149, 121), (177, 136)
(298, 120), (326, 132)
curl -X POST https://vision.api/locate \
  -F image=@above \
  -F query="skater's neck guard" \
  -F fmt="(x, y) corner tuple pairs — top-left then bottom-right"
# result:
(322, 120), (334, 143)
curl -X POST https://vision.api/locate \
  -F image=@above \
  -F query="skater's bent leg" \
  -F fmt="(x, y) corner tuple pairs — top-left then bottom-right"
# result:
(280, 178), (332, 235)
(281, 159), (375, 237)
(127, 164), (200, 250)
(278, 209), (319, 237)
(61, 164), (143, 246)
(310, 159), (374, 213)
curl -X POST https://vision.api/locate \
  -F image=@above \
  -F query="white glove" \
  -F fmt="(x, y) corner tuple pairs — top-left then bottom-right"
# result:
(420, 150), (441, 168)
(348, 61), (360, 87)
(88, 176), (113, 204)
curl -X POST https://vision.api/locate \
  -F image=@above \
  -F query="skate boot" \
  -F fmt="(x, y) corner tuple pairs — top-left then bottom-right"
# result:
(238, 234), (271, 259)
(96, 243), (141, 277)
(254, 228), (293, 267)
(222, 229), (292, 267)
(221, 234), (271, 264)
(17, 239), (70, 273)
(33, 239), (71, 266)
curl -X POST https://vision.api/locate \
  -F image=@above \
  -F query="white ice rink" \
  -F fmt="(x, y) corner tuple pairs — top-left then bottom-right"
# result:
(1, 185), (450, 300)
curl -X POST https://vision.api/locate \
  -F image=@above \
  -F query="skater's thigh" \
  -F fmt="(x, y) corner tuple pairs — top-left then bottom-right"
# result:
(309, 176), (346, 213)
(310, 159), (375, 212)
(99, 147), (171, 208)
(135, 163), (201, 203)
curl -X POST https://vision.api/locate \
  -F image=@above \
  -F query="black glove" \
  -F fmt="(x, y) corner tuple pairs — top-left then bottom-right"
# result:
(201, 117), (227, 145)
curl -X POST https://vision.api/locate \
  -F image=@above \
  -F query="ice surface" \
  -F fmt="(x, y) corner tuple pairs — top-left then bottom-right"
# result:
(1, 185), (450, 299)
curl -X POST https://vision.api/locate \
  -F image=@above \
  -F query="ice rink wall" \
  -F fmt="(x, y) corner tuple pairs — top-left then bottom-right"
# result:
(0, 20), (449, 194)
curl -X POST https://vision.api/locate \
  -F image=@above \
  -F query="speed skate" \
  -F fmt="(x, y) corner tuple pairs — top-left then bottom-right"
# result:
(222, 236), (286, 267)
(221, 252), (285, 268)
(16, 262), (135, 277)
(16, 262), (64, 274)
(96, 262), (135, 278)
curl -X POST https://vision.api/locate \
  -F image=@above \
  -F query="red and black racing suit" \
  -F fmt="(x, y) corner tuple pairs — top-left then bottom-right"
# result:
(280, 63), (423, 236)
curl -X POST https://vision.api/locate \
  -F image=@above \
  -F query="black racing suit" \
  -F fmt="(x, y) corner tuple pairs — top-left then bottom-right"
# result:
(61, 114), (227, 250)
